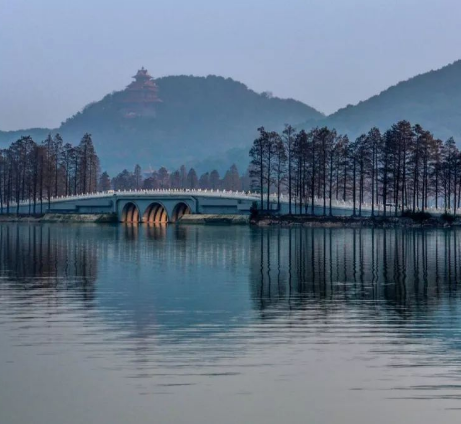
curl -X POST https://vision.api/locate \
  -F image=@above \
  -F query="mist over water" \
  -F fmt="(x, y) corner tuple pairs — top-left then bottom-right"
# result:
(1, 224), (461, 423)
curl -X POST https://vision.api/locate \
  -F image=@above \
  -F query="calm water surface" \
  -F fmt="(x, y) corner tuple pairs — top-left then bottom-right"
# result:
(2, 224), (461, 423)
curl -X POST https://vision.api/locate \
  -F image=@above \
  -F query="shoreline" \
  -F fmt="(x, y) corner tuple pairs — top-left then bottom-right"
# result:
(251, 214), (461, 228)
(0, 213), (249, 225)
(1, 212), (460, 228)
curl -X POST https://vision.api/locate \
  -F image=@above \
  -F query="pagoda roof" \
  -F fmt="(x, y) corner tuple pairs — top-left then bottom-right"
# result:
(133, 67), (152, 79)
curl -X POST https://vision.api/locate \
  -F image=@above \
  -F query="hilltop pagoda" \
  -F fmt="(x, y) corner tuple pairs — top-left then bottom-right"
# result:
(124, 67), (161, 103)
(121, 67), (161, 117)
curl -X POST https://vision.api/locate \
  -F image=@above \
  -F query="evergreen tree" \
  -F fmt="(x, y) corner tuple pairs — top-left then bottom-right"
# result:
(249, 127), (267, 210)
(210, 170), (220, 190)
(134, 164), (142, 190)
(199, 172), (210, 189)
(223, 164), (241, 191)
(180, 165), (187, 189)
(158, 167), (170, 189)
(282, 124), (296, 214)
(170, 170), (181, 189)
(99, 171), (111, 191)
(187, 168), (199, 189)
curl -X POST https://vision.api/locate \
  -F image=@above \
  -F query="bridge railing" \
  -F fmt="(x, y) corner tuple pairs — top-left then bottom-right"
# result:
(3, 189), (262, 208)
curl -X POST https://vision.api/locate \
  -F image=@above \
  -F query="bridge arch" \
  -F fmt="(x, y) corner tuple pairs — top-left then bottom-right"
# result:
(121, 202), (140, 223)
(171, 202), (191, 222)
(143, 202), (168, 223)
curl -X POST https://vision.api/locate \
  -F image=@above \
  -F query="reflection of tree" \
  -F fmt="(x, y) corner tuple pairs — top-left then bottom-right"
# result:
(0, 224), (98, 302)
(250, 228), (461, 314)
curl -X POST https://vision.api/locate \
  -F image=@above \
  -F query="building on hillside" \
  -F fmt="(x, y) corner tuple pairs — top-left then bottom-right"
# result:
(121, 67), (161, 118)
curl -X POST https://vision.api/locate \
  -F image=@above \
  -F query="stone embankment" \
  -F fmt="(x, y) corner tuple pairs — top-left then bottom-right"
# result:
(0, 213), (249, 224)
(0, 213), (117, 223)
(178, 214), (249, 225)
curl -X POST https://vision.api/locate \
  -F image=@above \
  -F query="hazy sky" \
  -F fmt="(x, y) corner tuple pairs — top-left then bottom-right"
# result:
(1, 0), (460, 130)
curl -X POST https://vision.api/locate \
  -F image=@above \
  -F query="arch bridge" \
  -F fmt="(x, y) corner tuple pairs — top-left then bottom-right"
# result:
(2, 189), (380, 221)
(2, 190), (264, 223)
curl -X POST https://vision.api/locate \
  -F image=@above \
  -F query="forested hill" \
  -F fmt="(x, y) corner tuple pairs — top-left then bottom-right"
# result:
(317, 60), (461, 140)
(0, 75), (323, 173)
(5, 60), (461, 175)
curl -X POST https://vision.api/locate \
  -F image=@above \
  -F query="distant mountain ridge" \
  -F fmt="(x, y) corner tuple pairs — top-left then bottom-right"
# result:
(0, 73), (323, 174)
(315, 59), (461, 140)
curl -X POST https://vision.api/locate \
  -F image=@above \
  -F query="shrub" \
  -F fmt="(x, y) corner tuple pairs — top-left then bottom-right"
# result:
(401, 209), (432, 221)
(250, 201), (259, 220)
(441, 212), (456, 223)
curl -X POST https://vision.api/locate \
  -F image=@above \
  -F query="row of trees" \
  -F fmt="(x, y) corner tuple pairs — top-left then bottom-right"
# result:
(0, 132), (254, 216)
(0, 133), (99, 214)
(250, 121), (461, 216)
(110, 164), (250, 192)
(5, 119), (461, 218)
(0, 131), (256, 215)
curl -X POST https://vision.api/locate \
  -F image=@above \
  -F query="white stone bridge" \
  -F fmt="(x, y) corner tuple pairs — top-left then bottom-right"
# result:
(1, 190), (264, 222)
(5, 189), (440, 222)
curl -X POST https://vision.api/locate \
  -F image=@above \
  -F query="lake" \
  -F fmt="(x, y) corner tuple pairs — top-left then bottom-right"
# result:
(1, 224), (461, 423)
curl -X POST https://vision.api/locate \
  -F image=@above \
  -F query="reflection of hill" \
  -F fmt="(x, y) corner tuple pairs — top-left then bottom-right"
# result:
(0, 224), (255, 344)
(97, 225), (255, 343)
(3, 224), (461, 351)
(4, 225), (461, 417)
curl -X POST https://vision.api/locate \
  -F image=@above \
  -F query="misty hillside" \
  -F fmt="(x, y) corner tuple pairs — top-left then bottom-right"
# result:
(0, 75), (323, 174)
(5, 60), (461, 175)
(317, 60), (461, 140)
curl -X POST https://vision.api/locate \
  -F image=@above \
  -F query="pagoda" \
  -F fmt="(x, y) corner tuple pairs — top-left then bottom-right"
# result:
(121, 67), (161, 117)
